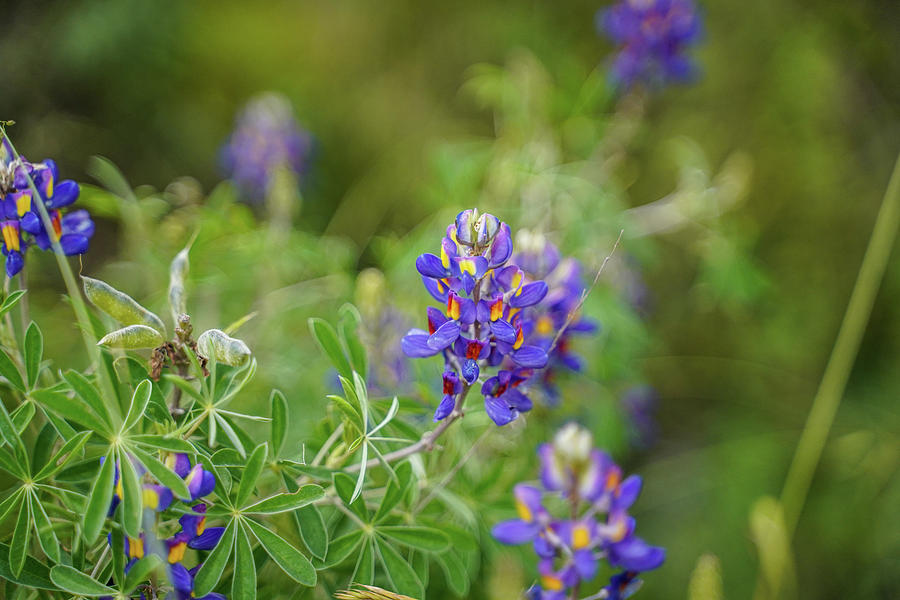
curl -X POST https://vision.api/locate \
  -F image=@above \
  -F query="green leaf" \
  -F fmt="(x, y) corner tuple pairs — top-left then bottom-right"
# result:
(232, 524), (256, 600)
(118, 449), (142, 537)
(338, 304), (368, 377)
(410, 550), (429, 588)
(49, 565), (116, 596)
(308, 318), (352, 379)
(350, 537), (375, 586)
(9, 495), (30, 577)
(245, 518), (316, 586)
(270, 389), (288, 458)
(123, 379), (152, 432)
(234, 442), (267, 508)
(0, 402), (27, 477)
(374, 461), (413, 522)
(0, 449), (24, 479)
(31, 389), (110, 437)
(129, 446), (191, 501)
(322, 530), (364, 568)
(23, 321), (42, 388)
(111, 528), (125, 588)
(0, 541), (59, 590)
(82, 449), (115, 544)
(0, 349), (25, 393)
(293, 504), (328, 561)
(129, 434), (195, 453)
(327, 394), (364, 431)
(123, 555), (162, 594)
(11, 401), (35, 434)
(333, 472), (369, 523)
(0, 290), (26, 318)
(377, 526), (449, 553)
(375, 537), (424, 599)
(193, 519), (237, 596)
(435, 549), (469, 597)
(32, 423), (56, 473)
(243, 485), (324, 515)
(29, 492), (60, 563)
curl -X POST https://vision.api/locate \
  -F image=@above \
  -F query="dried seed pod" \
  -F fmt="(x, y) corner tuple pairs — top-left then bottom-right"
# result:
(82, 276), (166, 336)
(168, 246), (190, 323)
(196, 328), (251, 367)
(97, 325), (164, 349)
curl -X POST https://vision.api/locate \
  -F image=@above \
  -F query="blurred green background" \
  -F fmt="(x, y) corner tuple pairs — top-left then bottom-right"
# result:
(2, 0), (899, 598)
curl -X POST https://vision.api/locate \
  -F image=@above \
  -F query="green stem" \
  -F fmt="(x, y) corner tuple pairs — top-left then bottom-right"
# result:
(780, 151), (900, 537)
(1, 127), (122, 425)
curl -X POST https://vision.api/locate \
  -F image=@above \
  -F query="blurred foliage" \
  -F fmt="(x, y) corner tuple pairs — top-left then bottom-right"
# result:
(0, 0), (898, 598)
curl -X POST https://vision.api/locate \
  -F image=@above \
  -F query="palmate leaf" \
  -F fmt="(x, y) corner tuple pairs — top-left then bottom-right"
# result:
(321, 530), (365, 568)
(235, 443), (268, 508)
(232, 524), (256, 600)
(242, 485), (324, 515)
(193, 518), (237, 596)
(245, 518), (316, 586)
(333, 473), (369, 522)
(375, 538), (424, 599)
(123, 555), (162, 595)
(61, 370), (116, 429)
(29, 492), (61, 563)
(129, 446), (191, 500)
(309, 317), (353, 379)
(376, 527), (449, 553)
(350, 538), (376, 587)
(49, 565), (116, 596)
(122, 379), (152, 432)
(118, 447), (143, 537)
(82, 448), (115, 544)
(338, 303), (368, 377)
(0, 541), (59, 590)
(434, 549), (469, 597)
(9, 492), (31, 577)
(270, 389), (288, 457)
(23, 321), (43, 389)
(374, 461), (412, 523)
(0, 348), (25, 392)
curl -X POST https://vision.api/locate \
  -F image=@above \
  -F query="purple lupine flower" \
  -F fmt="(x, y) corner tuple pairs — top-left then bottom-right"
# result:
(169, 563), (228, 600)
(0, 138), (93, 277)
(598, 0), (703, 90)
(403, 209), (553, 425)
(221, 92), (313, 202)
(514, 236), (598, 404)
(493, 424), (665, 599)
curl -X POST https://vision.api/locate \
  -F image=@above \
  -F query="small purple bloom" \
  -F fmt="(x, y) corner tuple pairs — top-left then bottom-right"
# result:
(598, 0), (703, 90)
(221, 92), (313, 203)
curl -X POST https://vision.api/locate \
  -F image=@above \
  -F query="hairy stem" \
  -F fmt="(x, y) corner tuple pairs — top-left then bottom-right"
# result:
(1, 127), (122, 424)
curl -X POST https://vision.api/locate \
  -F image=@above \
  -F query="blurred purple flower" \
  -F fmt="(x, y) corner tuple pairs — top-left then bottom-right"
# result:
(221, 92), (313, 202)
(598, 0), (703, 90)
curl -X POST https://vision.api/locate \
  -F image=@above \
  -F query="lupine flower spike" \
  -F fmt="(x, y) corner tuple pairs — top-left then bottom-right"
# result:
(493, 424), (665, 599)
(514, 232), (599, 404)
(221, 92), (313, 202)
(598, 0), (703, 90)
(0, 135), (94, 277)
(402, 209), (555, 425)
